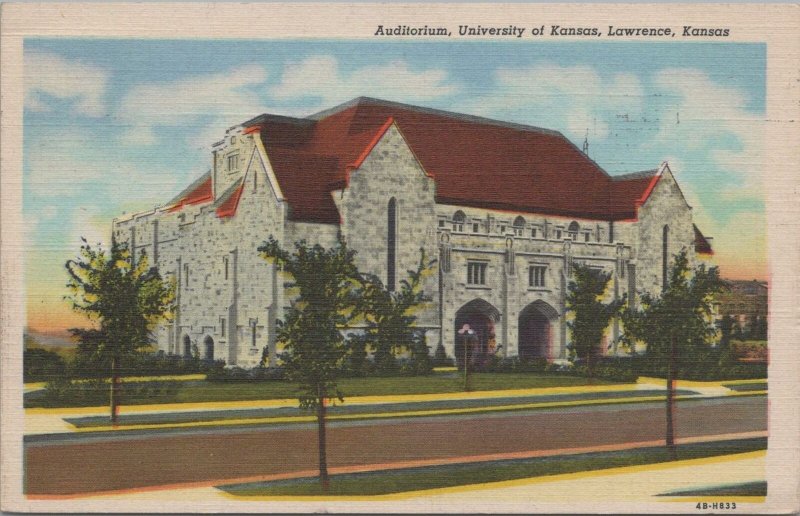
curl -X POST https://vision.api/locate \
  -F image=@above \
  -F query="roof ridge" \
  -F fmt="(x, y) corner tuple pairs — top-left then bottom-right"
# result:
(241, 113), (315, 128)
(611, 169), (659, 181)
(306, 96), (566, 138)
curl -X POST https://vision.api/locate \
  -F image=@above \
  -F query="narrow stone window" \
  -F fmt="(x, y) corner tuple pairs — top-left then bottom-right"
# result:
(183, 263), (189, 289)
(467, 262), (487, 285)
(473, 222), (480, 233)
(223, 256), (229, 280)
(662, 225), (669, 292)
(555, 229), (563, 240)
(227, 153), (239, 171)
(529, 265), (547, 287)
(220, 318), (226, 336)
(387, 198), (397, 291)
(531, 227), (538, 238)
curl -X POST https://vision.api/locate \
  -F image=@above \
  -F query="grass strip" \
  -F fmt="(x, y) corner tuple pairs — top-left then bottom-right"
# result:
(25, 373), (619, 409)
(658, 481), (767, 497)
(64, 389), (697, 428)
(725, 383), (767, 392)
(218, 437), (767, 497)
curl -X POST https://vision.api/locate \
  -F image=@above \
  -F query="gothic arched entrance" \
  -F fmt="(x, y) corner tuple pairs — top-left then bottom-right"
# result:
(454, 299), (501, 369)
(518, 301), (559, 360)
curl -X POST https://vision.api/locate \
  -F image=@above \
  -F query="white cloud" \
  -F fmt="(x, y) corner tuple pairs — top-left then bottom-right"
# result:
(26, 126), (180, 203)
(270, 55), (459, 109)
(117, 64), (269, 147)
(24, 52), (109, 117)
(653, 69), (764, 196)
(462, 63), (644, 141)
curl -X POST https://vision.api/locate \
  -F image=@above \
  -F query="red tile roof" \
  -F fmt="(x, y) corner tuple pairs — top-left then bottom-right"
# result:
(166, 171), (213, 213)
(165, 99), (682, 232)
(245, 98), (659, 223)
(694, 224), (714, 255)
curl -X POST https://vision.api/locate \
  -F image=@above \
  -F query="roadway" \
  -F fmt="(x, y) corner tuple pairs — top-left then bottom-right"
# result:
(24, 395), (766, 496)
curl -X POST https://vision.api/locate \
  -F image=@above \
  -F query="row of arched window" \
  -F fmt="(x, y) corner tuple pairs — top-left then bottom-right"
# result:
(439, 211), (597, 242)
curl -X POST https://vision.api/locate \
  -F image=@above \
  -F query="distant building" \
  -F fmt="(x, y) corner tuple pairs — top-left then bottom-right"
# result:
(715, 280), (768, 338)
(113, 97), (713, 366)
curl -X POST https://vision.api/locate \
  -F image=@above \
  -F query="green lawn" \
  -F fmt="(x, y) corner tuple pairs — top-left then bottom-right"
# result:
(658, 481), (767, 497)
(24, 373), (618, 408)
(218, 437), (767, 497)
(175, 373), (617, 403)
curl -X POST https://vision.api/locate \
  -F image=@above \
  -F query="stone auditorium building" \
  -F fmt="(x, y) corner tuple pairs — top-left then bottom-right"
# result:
(113, 97), (713, 367)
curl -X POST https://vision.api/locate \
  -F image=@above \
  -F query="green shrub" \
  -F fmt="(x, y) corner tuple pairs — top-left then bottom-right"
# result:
(24, 348), (67, 382)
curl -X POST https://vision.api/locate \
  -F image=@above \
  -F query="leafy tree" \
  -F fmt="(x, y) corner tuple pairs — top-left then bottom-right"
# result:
(258, 237), (362, 492)
(565, 264), (625, 380)
(621, 250), (725, 459)
(65, 239), (175, 423)
(358, 249), (435, 375)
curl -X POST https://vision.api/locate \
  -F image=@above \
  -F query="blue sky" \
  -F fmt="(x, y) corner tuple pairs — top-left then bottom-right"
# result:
(23, 39), (766, 330)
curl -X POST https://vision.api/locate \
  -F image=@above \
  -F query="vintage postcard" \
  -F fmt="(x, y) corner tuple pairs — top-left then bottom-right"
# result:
(1, 3), (798, 513)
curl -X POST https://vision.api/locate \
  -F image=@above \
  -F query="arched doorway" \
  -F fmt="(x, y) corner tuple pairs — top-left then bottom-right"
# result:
(204, 336), (214, 361)
(454, 299), (501, 369)
(183, 335), (191, 358)
(518, 301), (559, 360)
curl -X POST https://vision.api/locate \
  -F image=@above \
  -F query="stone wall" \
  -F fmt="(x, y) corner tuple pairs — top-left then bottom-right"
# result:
(339, 124), (440, 350)
(635, 166), (696, 298)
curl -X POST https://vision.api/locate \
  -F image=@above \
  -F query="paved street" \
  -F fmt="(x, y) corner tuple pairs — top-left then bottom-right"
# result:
(25, 396), (766, 496)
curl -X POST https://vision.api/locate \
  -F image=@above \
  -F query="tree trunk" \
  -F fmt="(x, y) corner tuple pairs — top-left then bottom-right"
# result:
(665, 335), (677, 460)
(587, 347), (595, 385)
(110, 356), (120, 425)
(316, 385), (330, 492)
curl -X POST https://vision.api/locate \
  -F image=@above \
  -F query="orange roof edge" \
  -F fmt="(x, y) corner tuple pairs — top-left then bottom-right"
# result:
(215, 183), (245, 219)
(635, 170), (663, 207)
(345, 117), (395, 173)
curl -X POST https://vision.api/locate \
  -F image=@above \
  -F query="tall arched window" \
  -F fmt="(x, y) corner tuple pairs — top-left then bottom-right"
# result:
(387, 198), (397, 291)
(513, 216), (526, 236)
(568, 221), (580, 241)
(452, 210), (466, 233)
(662, 225), (669, 292)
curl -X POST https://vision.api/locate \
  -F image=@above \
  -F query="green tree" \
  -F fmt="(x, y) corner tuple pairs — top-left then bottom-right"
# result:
(565, 264), (625, 380)
(358, 249), (435, 375)
(258, 237), (362, 492)
(621, 250), (725, 459)
(65, 239), (175, 423)
(719, 314), (734, 348)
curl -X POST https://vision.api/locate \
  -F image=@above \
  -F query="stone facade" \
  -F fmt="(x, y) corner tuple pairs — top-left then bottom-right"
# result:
(113, 103), (705, 366)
